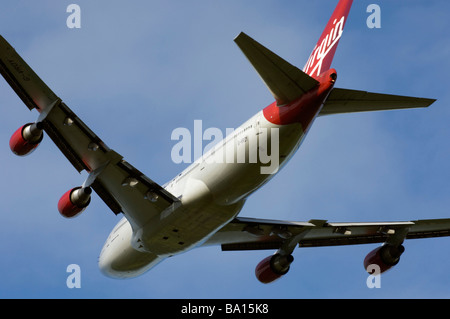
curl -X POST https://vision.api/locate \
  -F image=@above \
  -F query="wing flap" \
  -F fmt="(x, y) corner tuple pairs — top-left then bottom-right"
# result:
(320, 88), (436, 116)
(87, 159), (180, 228)
(40, 100), (114, 172)
(203, 217), (316, 250)
(234, 32), (318, 105)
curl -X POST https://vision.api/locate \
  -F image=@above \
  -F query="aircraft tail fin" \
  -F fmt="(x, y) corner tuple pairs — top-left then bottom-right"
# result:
(303, 0), (353, 79)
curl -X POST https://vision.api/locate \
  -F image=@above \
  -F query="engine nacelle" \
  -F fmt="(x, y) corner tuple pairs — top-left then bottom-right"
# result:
(255, 253), (294, 284)
(364, 244), (405, 274)
(9, 123), (44, 156)
(58, 187), (92, 218)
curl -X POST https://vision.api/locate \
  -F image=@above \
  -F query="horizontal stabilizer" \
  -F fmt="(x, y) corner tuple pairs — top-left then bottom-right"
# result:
(320, 88), (436, 116)
(234, 32), (318, 105)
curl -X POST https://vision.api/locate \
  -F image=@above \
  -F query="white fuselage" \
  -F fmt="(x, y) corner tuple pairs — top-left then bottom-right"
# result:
(99, 109), (309, 278)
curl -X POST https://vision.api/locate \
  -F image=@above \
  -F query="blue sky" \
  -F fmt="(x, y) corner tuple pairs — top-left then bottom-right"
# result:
(0, 0), (450, 299)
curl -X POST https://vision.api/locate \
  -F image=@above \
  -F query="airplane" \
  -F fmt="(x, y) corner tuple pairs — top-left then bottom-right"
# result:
(1, 0), (449, 285)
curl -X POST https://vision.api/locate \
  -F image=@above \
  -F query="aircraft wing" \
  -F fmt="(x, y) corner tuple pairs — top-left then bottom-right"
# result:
(0, 35), (179, 229)
(319, 88), (436, 116)
(203, 216), (450, 250)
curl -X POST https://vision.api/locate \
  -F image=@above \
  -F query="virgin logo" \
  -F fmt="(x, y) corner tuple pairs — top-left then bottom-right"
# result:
(303, 16), (345, 77)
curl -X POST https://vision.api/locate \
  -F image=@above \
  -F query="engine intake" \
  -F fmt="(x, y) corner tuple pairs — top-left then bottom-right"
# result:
(255, 253), (294, 284)
(58, 187), (92, 218)
(9, 123), (44, 156)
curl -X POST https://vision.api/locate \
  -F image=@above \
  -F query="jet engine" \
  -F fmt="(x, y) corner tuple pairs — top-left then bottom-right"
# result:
(9, 123), (44, 156)
(364, 244), (405, 274)
(255, 253), (294, 284)
(58, 187), (92, 218)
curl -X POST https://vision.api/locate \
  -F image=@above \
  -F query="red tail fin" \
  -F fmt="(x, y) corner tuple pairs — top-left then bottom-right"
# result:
(303, 0), (353, 79)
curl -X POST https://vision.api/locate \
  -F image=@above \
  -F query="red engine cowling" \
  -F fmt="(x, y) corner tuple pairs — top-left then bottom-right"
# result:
(364, 244), (405, 274)
(9, 123), (44, 156)
(58, 187), (92, 218)
(255, 254), (294, 284)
